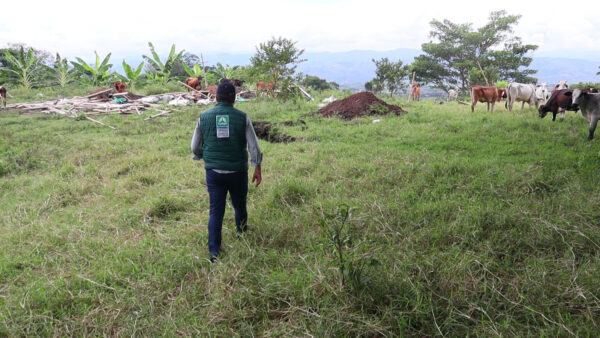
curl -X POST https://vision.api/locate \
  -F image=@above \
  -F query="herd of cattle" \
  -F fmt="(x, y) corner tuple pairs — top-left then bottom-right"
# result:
(464, 81), (600, 140)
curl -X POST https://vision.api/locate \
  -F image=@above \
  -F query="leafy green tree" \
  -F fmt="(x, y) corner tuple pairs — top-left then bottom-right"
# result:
(71, 51), (113, 86)
(302, 75), (338, 91)
(411, 10), (537, 92)
(364, 79), (383, 94)
(120, 60), (144, 91)
(142, 42), (184, 85)
(370, 58), (408, 97)
(0, 46), (45, 89)
(250, 36), (306, 97)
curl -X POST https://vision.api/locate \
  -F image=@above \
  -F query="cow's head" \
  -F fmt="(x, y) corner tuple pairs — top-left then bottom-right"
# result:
(567, 88), (586, 111)
(556, 80), (568, 90)
(538, 104), (550, 118)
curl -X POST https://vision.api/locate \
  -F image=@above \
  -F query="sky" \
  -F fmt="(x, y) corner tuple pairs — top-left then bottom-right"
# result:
(1, 0), (600, 62)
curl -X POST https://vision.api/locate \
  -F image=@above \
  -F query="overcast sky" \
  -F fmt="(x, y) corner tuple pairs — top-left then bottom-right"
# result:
(1, 0), (599, 62)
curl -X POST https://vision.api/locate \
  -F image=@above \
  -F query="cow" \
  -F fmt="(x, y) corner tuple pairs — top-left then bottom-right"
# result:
(447, 88), (458, 102)
(256, 81), (275, 95)
(185, 76), (203, 91)
(0, 86), (6, 108)
(538, 89), (577, 121)
(535, 83), (549, 106)
(410, 82), (421, 101)
(113, 81), (127, 93)
(497, 88), (507, 102)
(566, 88), (600, 140)
(470, 85), (498, 112)
(506, 82), (537, 112)
(551, 80), (568, 95)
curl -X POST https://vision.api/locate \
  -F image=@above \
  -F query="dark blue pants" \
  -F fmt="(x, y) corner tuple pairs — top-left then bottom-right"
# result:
(205, 169), (248, 257)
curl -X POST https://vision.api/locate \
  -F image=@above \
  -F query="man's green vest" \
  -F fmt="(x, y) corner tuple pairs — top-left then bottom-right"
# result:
(200, 102), (248, 171)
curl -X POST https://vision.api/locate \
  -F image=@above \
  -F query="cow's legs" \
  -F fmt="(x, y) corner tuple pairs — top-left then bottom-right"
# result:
(588, 116), (598, 140)
(471, 102), (476, 113)
(521, 101), (526, 113)
(559, 108), (565, 119)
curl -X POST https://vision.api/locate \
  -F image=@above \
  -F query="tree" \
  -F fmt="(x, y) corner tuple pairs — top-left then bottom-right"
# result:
(250, 36), (306, 97)
(369, 58), (408, 97)
(0, 46), (46, 89)
(142, 42), (184, 85)
(71, 51), (113, 86)
(302, 75), (338, 91)
(411, 11), (538, 93)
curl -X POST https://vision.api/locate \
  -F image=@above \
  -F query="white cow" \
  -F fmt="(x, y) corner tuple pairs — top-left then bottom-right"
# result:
(535, 83), (549, 106)
(506, 82), (538, 112)
(447, 88), (458, 102)
(554, 80), (568, 91)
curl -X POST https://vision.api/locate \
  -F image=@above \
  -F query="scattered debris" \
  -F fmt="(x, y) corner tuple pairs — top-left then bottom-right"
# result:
(316, 91), (406, 120)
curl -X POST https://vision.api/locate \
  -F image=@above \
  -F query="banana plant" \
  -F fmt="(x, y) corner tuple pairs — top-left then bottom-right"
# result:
(142, 42), (184, 86)
(70, 51), (113, 86)
(120, 60), (144, 91)
(182, 62), (205, 78)
(54, 53), (72, 88)
(1, 46), (43, 89)
(211, 62), (233, 79)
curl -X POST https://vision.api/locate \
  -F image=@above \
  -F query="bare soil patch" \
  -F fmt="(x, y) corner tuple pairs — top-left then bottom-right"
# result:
(316, 91), (406, 120)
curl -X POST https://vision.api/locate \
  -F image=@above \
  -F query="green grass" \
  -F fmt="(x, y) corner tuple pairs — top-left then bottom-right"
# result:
(1, 91), (599, 336)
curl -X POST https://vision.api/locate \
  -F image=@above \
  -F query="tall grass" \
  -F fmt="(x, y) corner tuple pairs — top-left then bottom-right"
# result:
(1, 93), (599, 336)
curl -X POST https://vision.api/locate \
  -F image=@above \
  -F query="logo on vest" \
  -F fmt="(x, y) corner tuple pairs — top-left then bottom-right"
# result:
(216, 115), (229, 138)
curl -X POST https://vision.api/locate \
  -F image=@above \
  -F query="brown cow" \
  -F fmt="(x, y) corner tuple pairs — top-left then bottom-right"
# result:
(256, 81), (275, 93)
(410, 83), (421, 101)
(497, 88), (507, 102)
(470, 85), (498, 112)
(185, 76), (203, 91)
(113, 81), (127, 93)
(0, 86), (6, 108)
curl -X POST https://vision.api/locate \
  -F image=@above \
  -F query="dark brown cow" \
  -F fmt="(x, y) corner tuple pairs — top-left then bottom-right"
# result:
(113, 81), (127, 93)
(0, 86), (6, 108)
(538, 89), (576, 121)
(185, 76), (203, 91)
(470, 85), (499, 112)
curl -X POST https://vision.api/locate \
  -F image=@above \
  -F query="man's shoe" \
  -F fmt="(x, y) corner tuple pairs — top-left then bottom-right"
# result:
(209, 254), (218, 263)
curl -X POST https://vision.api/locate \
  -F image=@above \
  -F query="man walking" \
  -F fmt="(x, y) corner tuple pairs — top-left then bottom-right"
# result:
(191, 82), (262, 262)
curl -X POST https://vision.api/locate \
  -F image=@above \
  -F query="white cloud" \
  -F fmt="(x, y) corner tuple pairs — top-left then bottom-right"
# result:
(1, 0), (599, 62)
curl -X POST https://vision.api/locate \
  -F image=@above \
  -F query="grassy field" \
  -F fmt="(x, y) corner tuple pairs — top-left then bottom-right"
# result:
(1, 89), (599, 336)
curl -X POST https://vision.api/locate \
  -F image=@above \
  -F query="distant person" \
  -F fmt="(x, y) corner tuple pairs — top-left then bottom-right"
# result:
(191, 82), (263, 262)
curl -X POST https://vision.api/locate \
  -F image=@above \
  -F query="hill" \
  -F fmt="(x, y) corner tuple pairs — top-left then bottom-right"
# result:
(117, 49), (600, 90)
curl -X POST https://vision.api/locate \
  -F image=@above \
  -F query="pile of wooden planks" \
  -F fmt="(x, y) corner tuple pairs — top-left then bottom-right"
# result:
(6, 88), (156, 117)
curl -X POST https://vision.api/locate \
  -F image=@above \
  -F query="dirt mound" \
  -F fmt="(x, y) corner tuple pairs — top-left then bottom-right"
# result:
(252, 121), (296, 143)
(316, 91), (406, 120)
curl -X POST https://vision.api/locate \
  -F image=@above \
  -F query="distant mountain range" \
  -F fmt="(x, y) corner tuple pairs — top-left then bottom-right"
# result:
(121, 49), (600, 90)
